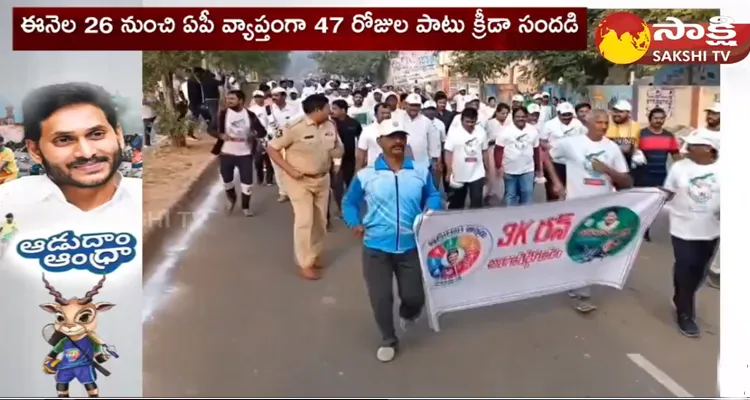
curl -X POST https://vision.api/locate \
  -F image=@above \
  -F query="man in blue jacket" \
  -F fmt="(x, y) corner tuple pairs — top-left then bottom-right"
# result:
(342, 120), (443, 362)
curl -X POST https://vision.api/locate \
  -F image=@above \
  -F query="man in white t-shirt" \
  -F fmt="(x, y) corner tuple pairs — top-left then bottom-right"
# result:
(215, 90), (268, 217)
(453, 89), (467, 112)
(494, 106), (541, 206)
(449, 94), (487, 134)
(545, 109), (632, 313)
(444, 108), (490, 209)
(270, 87), (301, 202)
(356, 103), (391, 170)
(540, 102), (587, 201)
(662, 129), (720, 337)
(401, 94), (441, 170)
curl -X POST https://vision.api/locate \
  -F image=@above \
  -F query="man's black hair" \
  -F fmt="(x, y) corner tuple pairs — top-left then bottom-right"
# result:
(227, 90), (245, 101)
(496, 103), (511, 113)
(374, 103), (389, 114)
(399, 93), (408, 102)
(353, 90), (364, 97)
(461, 107), (479, 120)
(648, 107), (666, 120)
(434, 91), (448, 101)
(488, 96), (496, 102)
(258, 84), (270, 92)
(302, 94), (329, 114)
(332, 99), (349, 112)
(512, 106), (528, 117)
(0, 135), (4, 144)
(22, 82), (118, 143)
(5, 213), (12, 218)
(575, 102), (592, 113)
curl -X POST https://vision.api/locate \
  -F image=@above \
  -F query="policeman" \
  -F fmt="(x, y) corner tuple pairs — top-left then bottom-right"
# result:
(267, 94), (344, 280)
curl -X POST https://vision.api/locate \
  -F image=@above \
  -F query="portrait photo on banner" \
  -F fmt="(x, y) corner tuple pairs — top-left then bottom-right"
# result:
(0, 0), (143, 398)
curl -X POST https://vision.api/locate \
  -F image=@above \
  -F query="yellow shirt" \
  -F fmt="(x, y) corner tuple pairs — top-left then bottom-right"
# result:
(0, 147), (18, 178)
(606, 119), (641, 147)
(1, 221), (16, 240)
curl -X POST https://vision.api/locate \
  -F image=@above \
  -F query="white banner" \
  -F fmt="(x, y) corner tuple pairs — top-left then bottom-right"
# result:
(414, 188), (668, 332)
(390, 51), (440, 87)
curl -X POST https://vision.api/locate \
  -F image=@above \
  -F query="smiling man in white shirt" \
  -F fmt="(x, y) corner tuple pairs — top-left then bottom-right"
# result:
(270, 87), (301, 202)
(356, 103), (391, 170)
(444, 108), (490, 209)
(494, 106), (541, 206)
(540, 102), (587, 201)
(401, 94), (441, 171)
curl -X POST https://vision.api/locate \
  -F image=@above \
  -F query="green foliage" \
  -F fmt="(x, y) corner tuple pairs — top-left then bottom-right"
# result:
(142, 51), (203, 92)
(310, 51), (395, 81)
(518, 9), (720, 88)
(205, 51), (290, 80)
(450, 51), (522, 84)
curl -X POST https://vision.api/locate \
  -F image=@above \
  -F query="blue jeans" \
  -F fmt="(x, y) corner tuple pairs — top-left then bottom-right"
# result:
(503, 172), (534, 206)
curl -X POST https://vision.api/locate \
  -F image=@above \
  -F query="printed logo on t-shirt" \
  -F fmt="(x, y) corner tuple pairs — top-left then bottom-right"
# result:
(464, 137), (480, 162)
(687, 173), (717, 212)
(583, 150), (607, 185)
(513, 133), (530, 150)
(64, 348), (82, 362)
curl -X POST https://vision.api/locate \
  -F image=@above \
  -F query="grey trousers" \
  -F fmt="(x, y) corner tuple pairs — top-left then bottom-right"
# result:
(362, 247), (425, 346)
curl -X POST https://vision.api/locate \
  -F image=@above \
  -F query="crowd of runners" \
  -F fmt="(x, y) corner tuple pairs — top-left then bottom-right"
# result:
(202, 76), (720, 362)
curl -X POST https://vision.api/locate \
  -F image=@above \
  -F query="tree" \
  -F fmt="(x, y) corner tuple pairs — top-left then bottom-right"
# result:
(519, 9), (720, 90)
(205, 51), (290, 81)
(310, 51), (395, 81)
(449, 51), (521, 94)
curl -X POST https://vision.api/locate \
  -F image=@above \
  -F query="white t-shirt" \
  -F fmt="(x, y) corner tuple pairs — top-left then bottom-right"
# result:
(357, 121), (385, 166)
(444, 125), (489, 183)
(555, 134), (629, 199)
(486, 118), (510, 143)
(428, 117), (447, 142)
(247, 104), (269, 130)
(402, 114), (441, 164)
(222, 109), (253, 156)
(454, 94), (466, 112)
(664, 158), (720, 240)
(541, 117), (587, 163)
(496, 124), (540, 175)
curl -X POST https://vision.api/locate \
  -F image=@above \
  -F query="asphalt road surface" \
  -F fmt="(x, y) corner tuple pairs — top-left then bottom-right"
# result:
(143, 178), (719, 397)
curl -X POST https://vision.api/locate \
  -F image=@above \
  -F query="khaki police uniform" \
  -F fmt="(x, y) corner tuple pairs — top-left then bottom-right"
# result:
(269, 116), (344, 269)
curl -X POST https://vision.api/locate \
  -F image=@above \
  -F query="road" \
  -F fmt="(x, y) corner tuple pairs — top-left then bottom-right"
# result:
(143, 178), (719, 397)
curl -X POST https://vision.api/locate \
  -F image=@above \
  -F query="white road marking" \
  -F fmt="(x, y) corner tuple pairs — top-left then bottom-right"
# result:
(142, 178), (224, 322)
(627, 353), (694, 397)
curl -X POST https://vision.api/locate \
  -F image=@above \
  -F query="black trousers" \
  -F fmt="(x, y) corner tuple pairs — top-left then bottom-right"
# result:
(331, 162), (355, 210)
(544, 162), (566, 201)
(362, 247), (425, 346)
(219, 154), (254, 185)
(672, 236), (719, 318)
(254, 152), (274, 184)
(448, 178), (485, 210)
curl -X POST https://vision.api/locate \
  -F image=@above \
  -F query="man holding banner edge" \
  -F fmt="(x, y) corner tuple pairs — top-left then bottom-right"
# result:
(544, 109), (633, 313)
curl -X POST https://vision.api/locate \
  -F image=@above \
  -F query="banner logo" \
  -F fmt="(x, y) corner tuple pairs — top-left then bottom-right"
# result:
(425, 225), (493, 286)
(566, 206), (640, 263)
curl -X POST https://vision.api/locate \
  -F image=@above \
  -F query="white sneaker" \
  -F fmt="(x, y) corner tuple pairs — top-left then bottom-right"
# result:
(376, 346), (396, 362)
(243, 209), (255, 217)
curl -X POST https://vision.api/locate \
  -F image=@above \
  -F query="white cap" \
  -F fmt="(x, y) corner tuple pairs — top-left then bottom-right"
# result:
(252, 90), (264, 97)
(340, 83), (350, 90)
(542, 92), (550, 97)
(406, 93), (422, 105)
(365, 83), (373, 88)
(423, 100), (437, 109)
(527, 103), (541, 114)
(267, 80), (277, 86)
(373, 89), (383, 95)
(464, 94), (479, 103)
(556, 102), (575, 114)
(685, 128), (720, 150)
(512, 94), (524, 102)
(533, 93), (543, 100)
(612, 99), (632, 112)
(705, 102), (721, 113)
(289, 87), (298, 94)
(271, 87), (286, 95)
(324, 82), (334, 90)
(377, 119), (408, 137)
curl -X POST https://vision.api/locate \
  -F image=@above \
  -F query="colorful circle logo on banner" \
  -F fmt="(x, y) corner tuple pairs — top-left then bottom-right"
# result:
(566, 206), (640, 263)
(594, 12), (651, 65)
(425, 225), (493, 286)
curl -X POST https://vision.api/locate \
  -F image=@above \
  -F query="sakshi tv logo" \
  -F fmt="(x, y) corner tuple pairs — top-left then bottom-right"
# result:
(594, 12), (750, 65)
